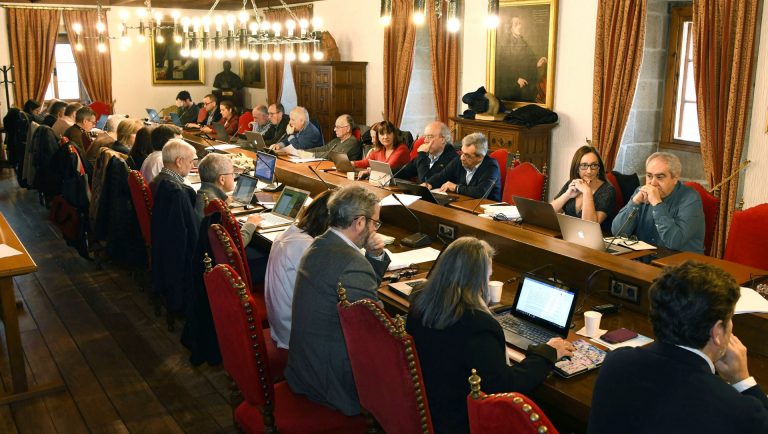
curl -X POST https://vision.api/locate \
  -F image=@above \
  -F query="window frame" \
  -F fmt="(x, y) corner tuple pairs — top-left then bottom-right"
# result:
(660, 5), (699, 152)
(45, 34), (82, 102)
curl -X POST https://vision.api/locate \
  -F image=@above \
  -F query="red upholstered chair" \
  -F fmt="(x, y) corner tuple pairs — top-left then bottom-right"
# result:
(410, 136), (427, 160)
(467, 369), (559, 434)
(501, 162), (547, 205)
(204, 263), (366, 434)
(684, 182), (720, 256)
(89, 101), (112, 119)
(204, 199), (252, 284)
(197, 107), (209, 123)
(352, 126), (363, 142)
(336, 284), (434, 434)
(127, 170), (153, 265)
(605, 171), (625, 214)
(724, 203), (768, 270)
(237, 111), (254, 135)
(489, 149), (509, 191)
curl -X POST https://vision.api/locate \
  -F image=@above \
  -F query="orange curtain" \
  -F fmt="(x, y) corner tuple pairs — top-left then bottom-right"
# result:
(591, 0), (647, 170)
(7, 8), (61, 106)
(62, 10), (113, 105)
(693, 0), (759, 258)
(384, 0), (416, 127)
(264, 5), (312, 105)
(428, 0), (461, 124)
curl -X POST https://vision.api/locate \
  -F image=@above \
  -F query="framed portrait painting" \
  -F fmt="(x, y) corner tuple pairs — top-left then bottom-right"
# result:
(150, 24), (204, 85)
(241, 57), (265, 89)
(487, 0), (558, 109)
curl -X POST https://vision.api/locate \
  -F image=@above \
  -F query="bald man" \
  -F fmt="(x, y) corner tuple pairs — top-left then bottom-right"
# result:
(272, 106), (323, 151)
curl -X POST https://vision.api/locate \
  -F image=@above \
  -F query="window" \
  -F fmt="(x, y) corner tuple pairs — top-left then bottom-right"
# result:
(660, 5), (700, 151)
(44, 36), (82, 101)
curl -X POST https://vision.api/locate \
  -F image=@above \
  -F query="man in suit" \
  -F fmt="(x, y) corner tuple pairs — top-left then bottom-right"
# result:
(285, 184), (390, 415)
(397, 121), (458, 183)
(263, 103), (289, 146)
(588, 261), (768, 434)
(425, 132), (502, 201)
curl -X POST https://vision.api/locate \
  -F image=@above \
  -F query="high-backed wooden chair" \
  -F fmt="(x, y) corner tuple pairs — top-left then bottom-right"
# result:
(501, 162), (547, 205)
(467, 369), (559, 434)
(489, 149), (510, 191)
(684, 181), (720, 256)
(337, 284), (433, 434)
(203, 263), (366, 434)
(127, 170), (153, 266)
(724, 203), (768, 270)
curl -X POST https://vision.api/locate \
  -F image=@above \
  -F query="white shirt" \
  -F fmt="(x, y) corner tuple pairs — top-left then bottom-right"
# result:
(677, 345), (757, 392)
(264, 224), (314, 349)
(140, 151), (164, 184)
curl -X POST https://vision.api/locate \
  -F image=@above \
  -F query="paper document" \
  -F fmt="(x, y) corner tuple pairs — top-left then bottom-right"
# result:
(735, 287), (768, 314)
(285, 156), (324, 163)
(0, 244), (23, 259)
(385, 247), (441, 271)
(380, 194), (420, 207)
(480, 204), (521, 220)
(206, 143), (239, 151)
(430, 189), (448, 195)
(591, 333), (653, 350)
(603, 237), (657, 251)
(276, 144), (300, 156)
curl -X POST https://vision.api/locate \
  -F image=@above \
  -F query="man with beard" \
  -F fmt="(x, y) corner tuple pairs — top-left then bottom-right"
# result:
(285, 184), (390, 415)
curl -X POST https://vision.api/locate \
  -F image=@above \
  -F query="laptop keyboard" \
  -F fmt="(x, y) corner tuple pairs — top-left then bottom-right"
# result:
(496, 315), (558, 345)
(260, 213), (292, 227)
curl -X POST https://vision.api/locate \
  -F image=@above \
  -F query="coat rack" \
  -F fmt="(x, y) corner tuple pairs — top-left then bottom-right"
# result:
(0, 65), (14, 108)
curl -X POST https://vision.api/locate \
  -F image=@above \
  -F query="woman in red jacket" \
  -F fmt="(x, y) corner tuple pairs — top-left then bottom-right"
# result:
(354, 121), (410, 170)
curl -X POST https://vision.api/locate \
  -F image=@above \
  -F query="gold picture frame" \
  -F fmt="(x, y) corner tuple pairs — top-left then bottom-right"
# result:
(150, 23), (204, 85)
(486, 0), (558, 109)
(240, 57), (265, 89)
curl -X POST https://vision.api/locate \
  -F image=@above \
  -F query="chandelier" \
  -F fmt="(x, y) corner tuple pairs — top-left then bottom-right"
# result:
(379, 0), (500, 32)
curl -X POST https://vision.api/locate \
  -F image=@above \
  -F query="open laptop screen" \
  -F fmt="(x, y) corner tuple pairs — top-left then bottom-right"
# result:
(273, 187), (309, 219)
(254, 151), (276, 184)
(514, 276), (576, 330)
(233, 174), (258, 204)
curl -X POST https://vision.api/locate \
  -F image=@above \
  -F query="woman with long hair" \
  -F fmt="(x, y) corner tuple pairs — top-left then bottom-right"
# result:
(354, 121), (410, 170)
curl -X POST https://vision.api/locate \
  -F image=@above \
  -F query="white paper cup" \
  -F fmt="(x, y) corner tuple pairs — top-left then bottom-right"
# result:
(347, 171), (355, 181)
(489, 281), (504, 304)
(584, 311), (603, 337)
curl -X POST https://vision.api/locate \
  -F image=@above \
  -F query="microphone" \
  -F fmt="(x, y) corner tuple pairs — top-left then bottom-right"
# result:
(307, 141), (342, 191)
(309, 165), (336, 191)
(605, 207), (639, 253)
(390, 192), (432, 248)
(470, 178), (498, 214)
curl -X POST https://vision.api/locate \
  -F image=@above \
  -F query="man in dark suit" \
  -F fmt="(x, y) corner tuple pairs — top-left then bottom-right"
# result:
(263, 103), (289, 146)
(285, 184), (391, 415)
(425, 132), (501, 201)
(397, 121), (458, 183)
(588, 261), (768, 434)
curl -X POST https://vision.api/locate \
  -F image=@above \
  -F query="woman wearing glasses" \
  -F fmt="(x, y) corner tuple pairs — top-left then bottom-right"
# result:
(551, 145), (615, 231)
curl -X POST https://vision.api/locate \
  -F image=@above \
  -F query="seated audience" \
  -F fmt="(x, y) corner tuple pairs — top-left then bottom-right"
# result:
(111, 118), (143, 155)
(186, 94), (221, 128)
(140, 125), (180, 183)
(42, 100), (67, 128)
(264, 103), (289, 145)
(174, 90), (200, 125)
(127, 126), (153, 170)
(201, 100), (239, 139)
(397, 121), (458, 182)
(302, 114), (361, 161)
(63, 107), (96, 154)
(286, 184), (390, 415)
(52, 102), (82, 137)
(425, 132), (502, 201)
(588, 261), (768, 433)
(406, 236), (573, 434)
(264, 190), (332, 349)
(273, 106), (323, 150)
(353, 121), (410, 170)
(551, 145), (616, 232)
(150, 139), (196, 195)
(23, 99), (43, 123)
(86, 114), (122, 164)
(249, 104), (271, 135)
(612, 151), (704, 253)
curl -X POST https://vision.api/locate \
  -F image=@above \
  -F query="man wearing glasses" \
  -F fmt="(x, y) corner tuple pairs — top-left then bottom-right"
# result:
(185, 94), (221, 129)
(300, 114), (361, 160)
(397, 121), (458, 183)
(424, 132), (502, 201)
(612, 151), (705, 253)
(263, 103), (290, 146)
(63, 106), (97, 154)
(286, 184), (390, 416)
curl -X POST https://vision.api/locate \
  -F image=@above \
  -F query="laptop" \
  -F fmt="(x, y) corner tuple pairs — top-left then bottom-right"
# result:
(369, 160), (394, 186)
(145, 108), (161, 123)
(494, 274), (578, 350)
(328, 151), (361, 173)
(253, 151), (277, 184)
(95, 114), (109, 130)
(556, 214), (632, 255)
(394, 179), (458, 206)
(257, 186), (311, 229)
(244, 131), (267, 150)
(212, 123), (233, 142)
(169, 112), (183, 127)
(229, 174), (259, 207)
(512, 196), (561, 232)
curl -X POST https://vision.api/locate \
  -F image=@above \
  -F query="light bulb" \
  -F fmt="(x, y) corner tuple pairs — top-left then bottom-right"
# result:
(313, 50), (324, 60)
(485, 15), (499, 28)
(156, 34), (165, 44)
(262, 51), (271, 61)
(311, 17), (323, 30)
(174, 34), (182, 43)
(203, 49), (212, 58)
(380, 15), (392, 26)
(226, 49), (236, 58)
(447, 18), (460, 33)
(96, 20), (106, 33)
(299, 51), (310, 62)
(97, 42), (107, 53)
(72, 23), (82, 34)
(180, 48), (190, 57)
(273, 50), (283, 61)
(190, 49), (200, 58)
(286, 49), (296, 62)
(137, 34), (146, 43)
(75, 42), (84, 51)
(413, 12), (425, 25)
(238, 11), (249, 24)
(240, 48), (250, 58)
(214, 49), (224, 58)
(171, 11), (181, 20)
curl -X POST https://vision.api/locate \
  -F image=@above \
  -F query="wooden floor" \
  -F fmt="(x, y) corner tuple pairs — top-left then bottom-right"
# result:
(0, 170), (237, 433)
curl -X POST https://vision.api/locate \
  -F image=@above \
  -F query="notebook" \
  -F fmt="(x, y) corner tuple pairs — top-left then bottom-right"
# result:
(257, 186), (311, 229)
(556, 214), (631, 255)
(512, 196), (561, 232)
(328, 151), (361, 173)
(145, 108), (161, 123)
(394, 179), (457, 206)
(493, 274), (578, 350)
(230, 174), (259, 207)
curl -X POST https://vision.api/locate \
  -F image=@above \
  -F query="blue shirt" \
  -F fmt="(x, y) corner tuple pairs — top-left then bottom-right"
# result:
(611, 181), (705, 254)
(282, 121), (324, 150)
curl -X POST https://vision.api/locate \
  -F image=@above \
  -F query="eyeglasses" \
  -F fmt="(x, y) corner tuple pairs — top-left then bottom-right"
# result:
(268, 111), (279, 115)
(334, 124), (350, 129)
(579, 163), (601, 171)
(423, 134), (441, 141)
(356, 215), (382, 230)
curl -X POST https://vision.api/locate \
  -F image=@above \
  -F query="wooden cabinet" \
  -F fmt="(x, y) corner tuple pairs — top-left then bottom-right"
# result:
(295, 62), (367, 143)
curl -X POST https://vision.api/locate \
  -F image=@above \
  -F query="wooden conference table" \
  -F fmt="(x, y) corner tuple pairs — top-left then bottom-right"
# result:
(186, 134), (768, 432)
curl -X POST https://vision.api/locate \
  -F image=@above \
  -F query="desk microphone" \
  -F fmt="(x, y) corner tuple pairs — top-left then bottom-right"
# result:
(309, 165), (336, 191)
(605, 207), (639, 253)
(391, 192), (432, 248)
(307, 142), (341, 190)
(470, 178), (499, 214)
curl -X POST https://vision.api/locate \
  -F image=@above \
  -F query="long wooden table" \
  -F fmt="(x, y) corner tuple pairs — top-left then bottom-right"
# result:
(186, 134), (768, 432)
(0, 213), (65, 405)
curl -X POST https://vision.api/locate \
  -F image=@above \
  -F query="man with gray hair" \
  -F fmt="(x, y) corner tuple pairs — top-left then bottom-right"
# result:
(425, 132), (502, 201)
(612, 151), (705, 253)
(300, 114), (361, 160)
(149, 139), (197, 196)
(397, 120), (458, 183)
(286, 184), (390, 415)
(249, 104), (271, 135)
(272, 106), (323, 151)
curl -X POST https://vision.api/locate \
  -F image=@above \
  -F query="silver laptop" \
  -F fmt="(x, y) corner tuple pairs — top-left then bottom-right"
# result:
(257, 186), (311, 229)
(328, 151), (360, 173)
(145, 108), (161, 123)
(494, 274), (578, 350)
(230, 174), (259, 207)
(512, 196), (561, 232)
(556, 214), (631, 255)
(169, 112), (183, 127)
(369, 160), (394, 186)
(244, 131), (267, 149)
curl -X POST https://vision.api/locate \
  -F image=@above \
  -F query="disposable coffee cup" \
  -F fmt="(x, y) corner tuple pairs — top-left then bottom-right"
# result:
(347, 171), (355, 181)
(584, 311), (603, 337)
(489, 280), (504, 304)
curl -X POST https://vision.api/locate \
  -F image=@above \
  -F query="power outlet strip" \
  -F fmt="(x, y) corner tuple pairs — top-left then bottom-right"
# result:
(610, 278), (640, 303)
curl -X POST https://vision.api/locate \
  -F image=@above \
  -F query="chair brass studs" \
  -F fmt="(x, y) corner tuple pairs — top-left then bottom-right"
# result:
(468, 368), (482, 399)
(512, 396), (524, 404)
(522, 403), (532, 413)
(538, 426), (548, 434)
(530, 412), (540, 422)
